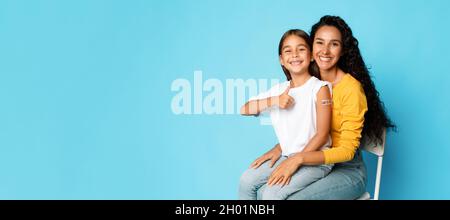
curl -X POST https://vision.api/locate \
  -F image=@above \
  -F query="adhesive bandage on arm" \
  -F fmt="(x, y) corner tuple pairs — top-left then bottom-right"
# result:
(320, 99), (332, 105)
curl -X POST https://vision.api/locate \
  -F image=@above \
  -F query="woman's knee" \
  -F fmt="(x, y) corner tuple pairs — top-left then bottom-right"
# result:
(287, 174), (366, 200)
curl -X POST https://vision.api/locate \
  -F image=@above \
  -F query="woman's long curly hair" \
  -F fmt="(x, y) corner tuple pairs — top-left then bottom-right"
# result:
(310, 15), (396, 144)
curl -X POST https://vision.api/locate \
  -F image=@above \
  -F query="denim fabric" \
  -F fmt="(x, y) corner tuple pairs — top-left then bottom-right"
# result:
(239, 155), (333, 200)
(254, 150), (367, 200)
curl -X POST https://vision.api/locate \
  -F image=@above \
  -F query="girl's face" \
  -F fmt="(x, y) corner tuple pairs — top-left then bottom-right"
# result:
(313, 25), (343, 71)
(279, 35), (311, 76)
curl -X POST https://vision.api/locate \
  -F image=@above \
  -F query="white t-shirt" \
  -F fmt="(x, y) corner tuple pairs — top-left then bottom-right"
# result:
(250, 76), (332, 156)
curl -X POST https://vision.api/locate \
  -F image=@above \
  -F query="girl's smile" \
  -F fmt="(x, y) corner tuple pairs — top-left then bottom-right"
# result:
(289, 59), (304, 67)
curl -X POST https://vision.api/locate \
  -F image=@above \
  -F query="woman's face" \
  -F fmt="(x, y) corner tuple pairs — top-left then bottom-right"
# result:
(313, 25), (343, 71)
(279, 35), (311, 76)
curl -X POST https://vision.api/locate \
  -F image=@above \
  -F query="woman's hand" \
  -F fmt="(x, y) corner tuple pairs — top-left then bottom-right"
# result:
(250, 144), (282, 169)
(267, 154), (303, 187)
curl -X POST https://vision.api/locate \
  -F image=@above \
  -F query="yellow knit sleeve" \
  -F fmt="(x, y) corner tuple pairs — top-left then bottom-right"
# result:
(323, 83), (368, 164)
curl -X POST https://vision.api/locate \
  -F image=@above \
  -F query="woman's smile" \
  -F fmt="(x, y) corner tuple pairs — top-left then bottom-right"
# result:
(318, 56), (332, 62)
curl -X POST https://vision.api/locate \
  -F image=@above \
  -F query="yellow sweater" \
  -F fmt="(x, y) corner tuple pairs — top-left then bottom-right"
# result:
(323, 74), (368, 164)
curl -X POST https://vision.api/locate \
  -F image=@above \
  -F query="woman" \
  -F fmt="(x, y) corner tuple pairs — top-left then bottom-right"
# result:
(256, 15), (395, 199)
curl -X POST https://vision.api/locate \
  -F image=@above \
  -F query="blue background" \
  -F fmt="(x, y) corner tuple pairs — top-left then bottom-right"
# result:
(0, 0), (449, 199)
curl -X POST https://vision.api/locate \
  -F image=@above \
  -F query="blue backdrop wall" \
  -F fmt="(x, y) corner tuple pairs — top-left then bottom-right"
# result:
(0, 0), (449, 199)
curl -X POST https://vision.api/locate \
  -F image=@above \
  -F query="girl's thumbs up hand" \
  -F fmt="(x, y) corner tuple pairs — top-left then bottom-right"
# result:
(275, 85), (295, 109)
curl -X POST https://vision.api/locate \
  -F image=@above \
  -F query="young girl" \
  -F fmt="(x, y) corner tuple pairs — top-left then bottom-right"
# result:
(238, 29), (333, 200)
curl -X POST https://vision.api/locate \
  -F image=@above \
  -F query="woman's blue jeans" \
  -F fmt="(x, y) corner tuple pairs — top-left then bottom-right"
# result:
(256, 149), (367, 200)
(239, 155), (333, 200)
